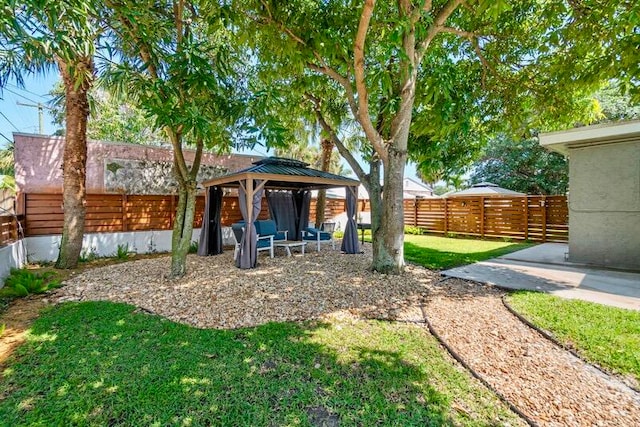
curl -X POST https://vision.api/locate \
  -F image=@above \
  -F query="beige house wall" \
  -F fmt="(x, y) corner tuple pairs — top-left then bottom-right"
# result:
(567, 139), (640, 270)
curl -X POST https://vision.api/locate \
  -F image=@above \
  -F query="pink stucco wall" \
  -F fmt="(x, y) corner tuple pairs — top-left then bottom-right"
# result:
(14, 133), (261, 194)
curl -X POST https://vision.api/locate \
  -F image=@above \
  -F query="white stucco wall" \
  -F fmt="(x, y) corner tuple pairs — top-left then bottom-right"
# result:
(0, 226), (236, 283)
(23, 227), (236, 263)
(0, 240), (28, 282)
(568, 139), (640, 270)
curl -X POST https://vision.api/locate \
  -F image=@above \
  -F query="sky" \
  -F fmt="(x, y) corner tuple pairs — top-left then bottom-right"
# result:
(0, 72), (421, 182)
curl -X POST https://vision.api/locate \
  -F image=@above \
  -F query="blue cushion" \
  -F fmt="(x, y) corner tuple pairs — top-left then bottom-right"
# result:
(304, 227), (331, 240)
(305, 227), (320, 235)
(258, 220), (277, 236)
(274, 231), (287, 241)
(257, 239), (271, 248)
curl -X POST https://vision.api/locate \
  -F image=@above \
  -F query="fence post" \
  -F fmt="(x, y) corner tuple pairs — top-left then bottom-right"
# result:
(541, 196), (547, 242)
(524, 196), (529, 241)
(443, 198), (449, 234)
(480, 196), (485, 238)
(122, 194), (128, 232)
(413, 199), (418, 227)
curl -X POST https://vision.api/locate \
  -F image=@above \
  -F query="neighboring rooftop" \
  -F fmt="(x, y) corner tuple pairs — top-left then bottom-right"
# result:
(448, 182), (525, 197)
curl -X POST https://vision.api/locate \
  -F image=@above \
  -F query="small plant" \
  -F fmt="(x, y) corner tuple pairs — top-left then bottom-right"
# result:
(79, 246), (99, 263)
(0, 323), (5, 337)
(0, 268), (62, 298)
(188, 240), (199, 254)
(147, 235), (157, 254)
(115, 243), (133, 260)
(404, 225), (423, 235)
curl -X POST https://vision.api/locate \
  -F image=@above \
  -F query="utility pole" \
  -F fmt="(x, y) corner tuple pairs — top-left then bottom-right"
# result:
(16, 101), (48, 134)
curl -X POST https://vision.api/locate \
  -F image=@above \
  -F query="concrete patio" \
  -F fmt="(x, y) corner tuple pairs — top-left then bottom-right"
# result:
(442, 243), (640, 310)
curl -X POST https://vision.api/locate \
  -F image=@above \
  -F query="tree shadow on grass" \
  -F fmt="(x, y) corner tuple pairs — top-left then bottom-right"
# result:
(0, 301), (516, 426)
(404, 241), (530, 271)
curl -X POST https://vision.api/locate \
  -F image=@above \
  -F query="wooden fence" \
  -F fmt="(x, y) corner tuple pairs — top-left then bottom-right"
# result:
(403, 195), (568, 242)
(17, 193), (568, 242)
(0, 214), (24, 246)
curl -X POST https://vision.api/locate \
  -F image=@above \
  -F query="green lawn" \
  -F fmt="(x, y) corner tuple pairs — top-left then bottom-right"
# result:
(506, 291), (640, 385)
(0, 301), (522, 426)
(403, 234), (533, 270)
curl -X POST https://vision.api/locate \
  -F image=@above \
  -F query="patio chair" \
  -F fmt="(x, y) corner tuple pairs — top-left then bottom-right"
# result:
(301, 224), (336, 252)
(231, 223), (274, 258)
(255, 219), (288, 241)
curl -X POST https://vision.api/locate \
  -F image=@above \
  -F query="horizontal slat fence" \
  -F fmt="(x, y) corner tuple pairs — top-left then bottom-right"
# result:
(404, 195), (568, 242)
(0, 214), (24, 245)
(20, 193), (568, 242)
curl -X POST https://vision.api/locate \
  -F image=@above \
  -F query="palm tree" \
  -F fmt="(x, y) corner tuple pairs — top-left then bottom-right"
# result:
(1, 0), (100, 268)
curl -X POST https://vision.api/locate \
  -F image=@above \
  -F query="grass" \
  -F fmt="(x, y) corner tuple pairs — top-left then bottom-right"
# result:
(403, 234), (533, 270)
(0, 301), (522, 426)
(506, 291), (640, 385)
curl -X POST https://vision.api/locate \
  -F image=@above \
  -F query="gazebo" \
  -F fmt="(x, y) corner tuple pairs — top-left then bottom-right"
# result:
(198, 157), (361, 268)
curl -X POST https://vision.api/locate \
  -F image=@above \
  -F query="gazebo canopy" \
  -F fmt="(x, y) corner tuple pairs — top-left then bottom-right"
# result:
(202, 157), (359, 190)
(199, 157), (361, 268)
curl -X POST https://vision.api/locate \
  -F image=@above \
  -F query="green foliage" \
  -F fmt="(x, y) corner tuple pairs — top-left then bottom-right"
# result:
(0, 323), (5, 337)
(0, 268), (61, 298)
(507, 291), (640, 384)
(188, 240), (199, 254)
(78, 247), (99, 263)
(49, 85), (169, 145)
(115, 243), (133, 260)
(594, 81), (640, 123)
(0, 301), (522, 425)
(469, 135), (568, 195)
(404, 225), (423, 235)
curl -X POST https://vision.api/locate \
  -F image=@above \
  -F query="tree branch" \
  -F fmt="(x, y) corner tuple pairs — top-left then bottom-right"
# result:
(307, 62), (358, 117)
(354, 0), (386, 162)
(416, 0), (464, 61)
(305, 93), (367, 181)
(190, 137), (204, 180)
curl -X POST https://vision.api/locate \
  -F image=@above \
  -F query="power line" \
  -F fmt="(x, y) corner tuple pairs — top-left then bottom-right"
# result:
(0, 110), (19, 131)
(6, 83), (51, 100)
(2, 86), (44, 105)
(0, 132), (12, 144)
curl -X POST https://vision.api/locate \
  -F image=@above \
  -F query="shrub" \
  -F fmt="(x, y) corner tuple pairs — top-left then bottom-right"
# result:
(0, 268), (62, 298)
(79, 247), (99, 263)
(115, 243), (133, 260)
(189, 241), (199, 254)
(404, 225), (423, 235)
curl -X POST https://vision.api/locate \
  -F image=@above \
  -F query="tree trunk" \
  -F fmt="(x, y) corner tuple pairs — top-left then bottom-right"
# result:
(170, 180), (197, 278)
(371, 148), (407, 274)
(315, 138), (334, 227)
(55, 58), (92, 269)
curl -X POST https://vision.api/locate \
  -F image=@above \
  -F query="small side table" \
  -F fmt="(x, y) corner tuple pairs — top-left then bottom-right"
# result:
(273, 240), (307, 256)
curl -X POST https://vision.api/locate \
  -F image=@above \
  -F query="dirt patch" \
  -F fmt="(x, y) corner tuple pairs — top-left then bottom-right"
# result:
(0, 295), (50, 368)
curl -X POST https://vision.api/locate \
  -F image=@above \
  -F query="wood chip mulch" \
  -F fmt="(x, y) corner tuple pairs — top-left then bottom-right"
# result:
(54, 248), (640, 426)
(423, 278), (640, 426)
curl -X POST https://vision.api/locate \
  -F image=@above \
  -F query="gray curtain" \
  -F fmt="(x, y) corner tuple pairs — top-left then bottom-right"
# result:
(294, 190), (311, 240)
(266, 191), (297, 239)
(236, 180), (264, 268)
(341, 185), (359, 254)
(198, 186), (223, 256)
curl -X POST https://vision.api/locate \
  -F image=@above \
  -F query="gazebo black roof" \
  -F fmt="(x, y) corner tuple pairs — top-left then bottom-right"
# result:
(202, 156), (359, 190)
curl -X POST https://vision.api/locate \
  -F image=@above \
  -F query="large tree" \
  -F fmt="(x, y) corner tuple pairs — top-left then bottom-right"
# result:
(104, 0), (243, 277)
(50, 84), (169, 145)
(1, 0), (100, 268)
(469, 135), (568, 195)
(242, 0), (615, 273)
